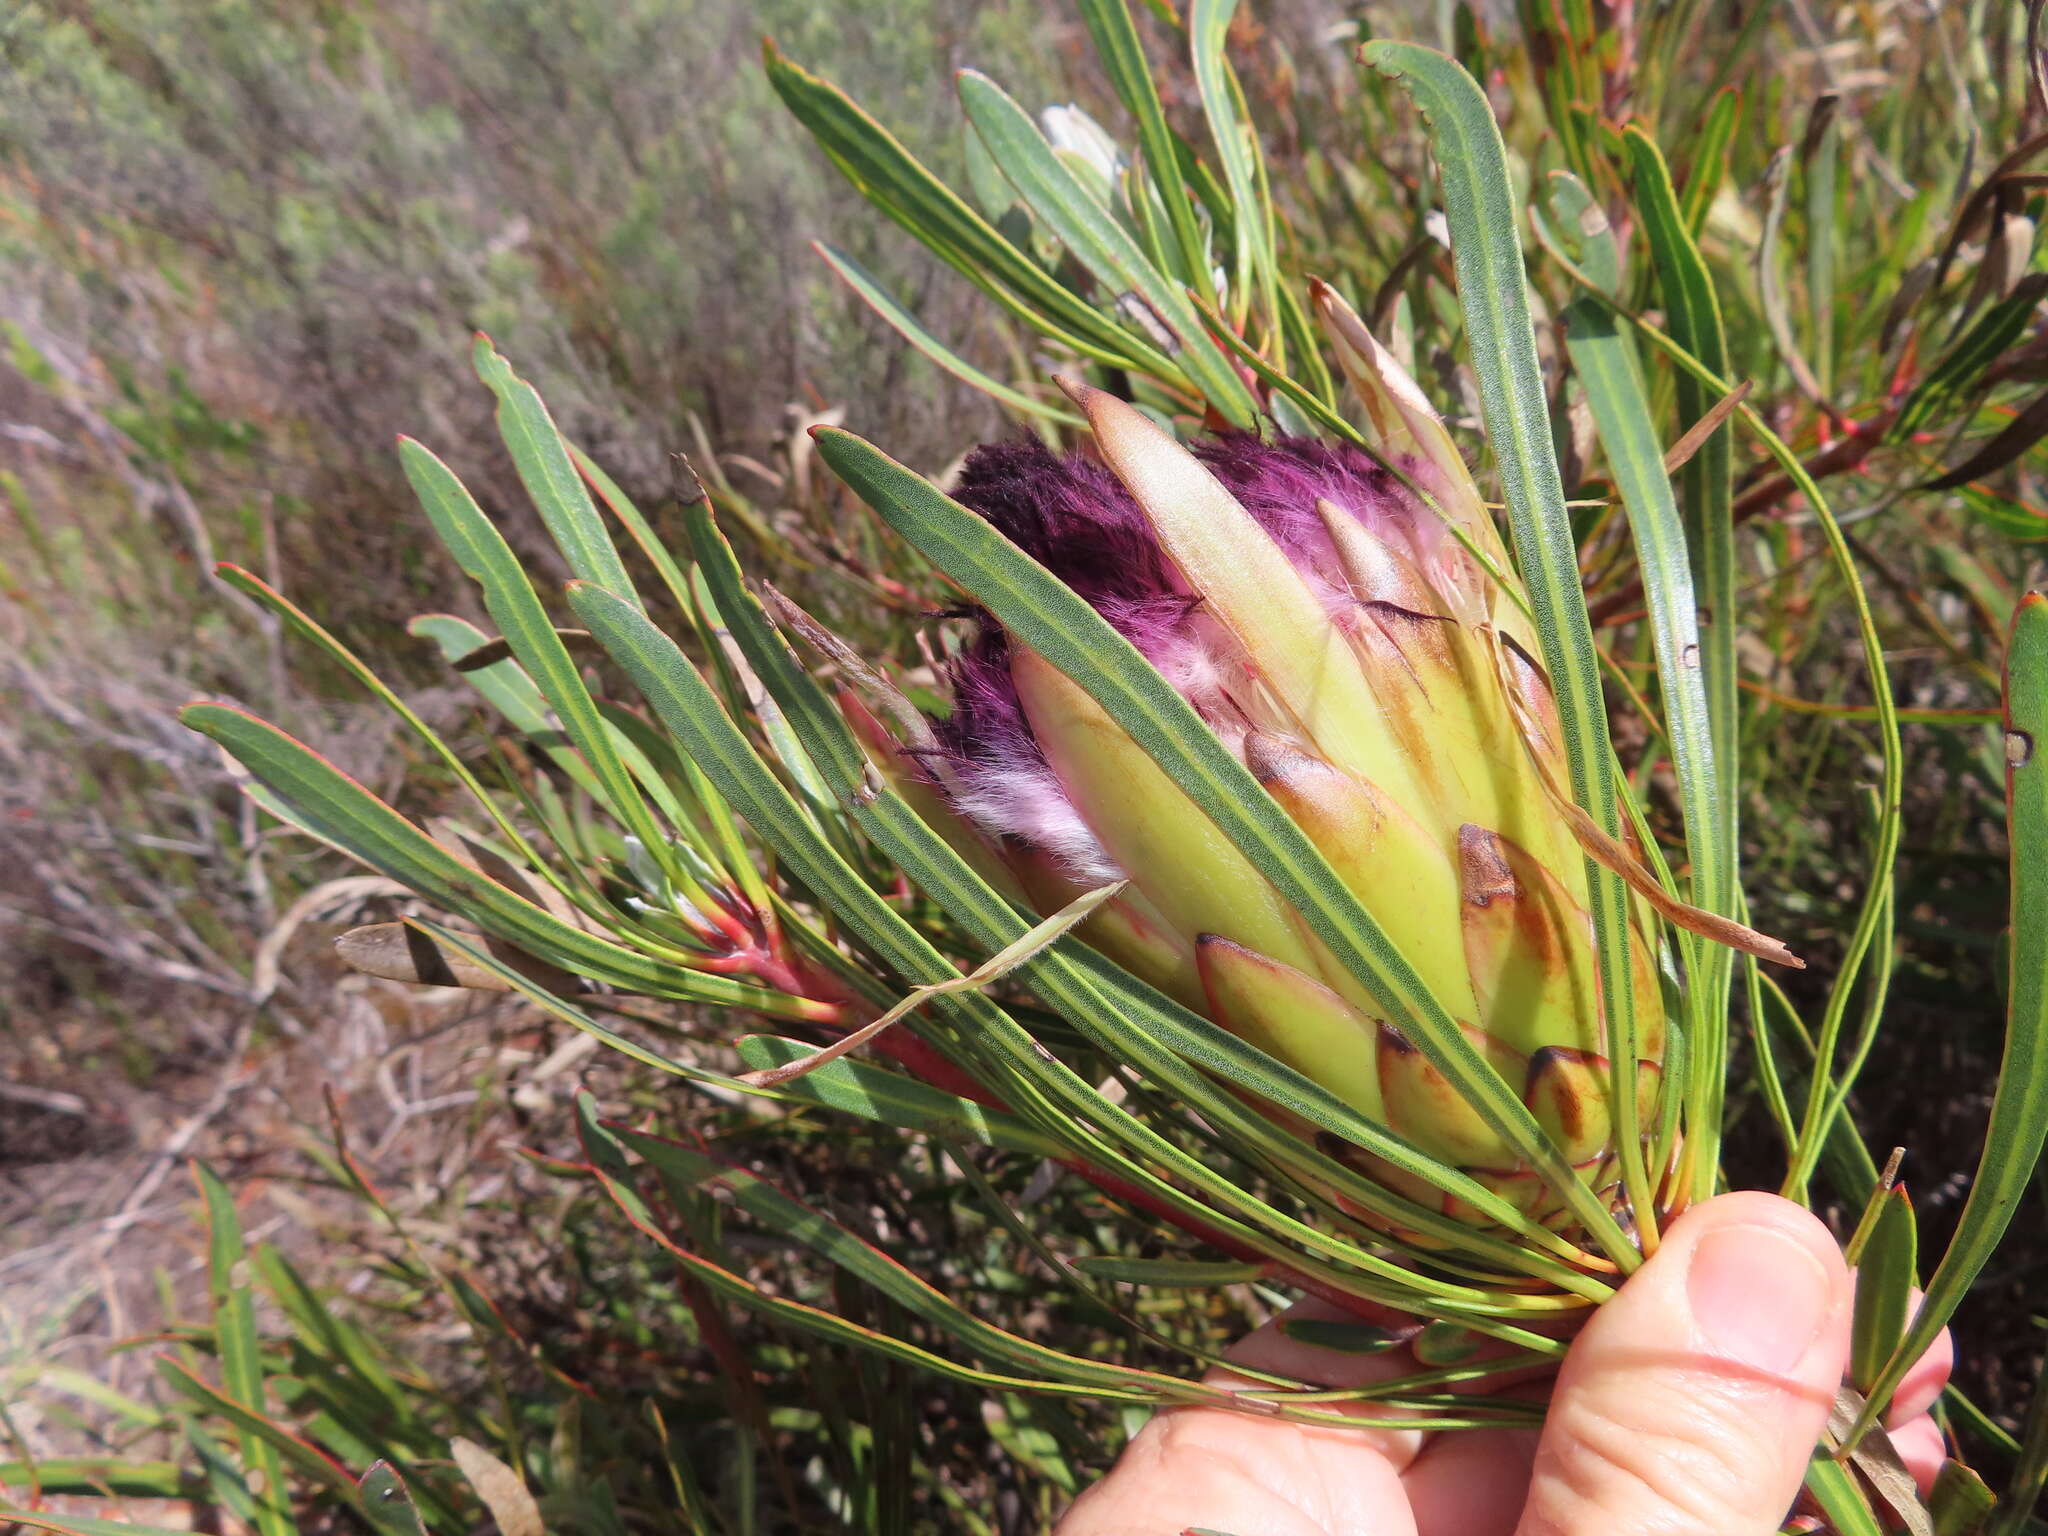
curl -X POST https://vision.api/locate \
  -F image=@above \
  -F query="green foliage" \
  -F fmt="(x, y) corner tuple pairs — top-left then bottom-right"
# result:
(15, 1054), (1302, 1531)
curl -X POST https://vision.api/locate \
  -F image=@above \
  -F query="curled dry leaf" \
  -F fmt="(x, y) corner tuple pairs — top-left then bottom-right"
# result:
(335, 922), (584, 995)
(450, 1438), (544, 1536)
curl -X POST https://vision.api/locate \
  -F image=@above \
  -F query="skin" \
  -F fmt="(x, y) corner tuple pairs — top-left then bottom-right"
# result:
(1058, 1193), (1954, 1536)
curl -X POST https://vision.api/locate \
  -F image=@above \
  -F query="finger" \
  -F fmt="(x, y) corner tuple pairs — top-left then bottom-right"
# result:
(1053, 1397), (1417, 1536)
(1401, 1423), (1541, 1536)
(1215, 1299), (1431, 1470)
(1054, 1300), (1436, 1534)
(1884, 1335), (1953, 1427)
(1516, 1191), (1853, 1536)
(1882, 1295), (1954, 1429)
(1223, 1298), (1418, 1386)
(1886, 1416), (1947, 1495)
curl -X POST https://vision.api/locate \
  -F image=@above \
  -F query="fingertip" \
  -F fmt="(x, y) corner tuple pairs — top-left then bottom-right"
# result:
(1401, 1426), (1539, 1536)
(1516, 1193), (1854, 1536)
(1672, 1193), (1851, 1383)
(1675, 1191), (1850, 1280)
(1884, 1326), (1954, 1428)
(1887, 1416), (1948, 1495)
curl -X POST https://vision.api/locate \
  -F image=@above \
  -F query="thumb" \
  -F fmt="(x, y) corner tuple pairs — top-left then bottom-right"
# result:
(1517, 1191), (1852, 1536)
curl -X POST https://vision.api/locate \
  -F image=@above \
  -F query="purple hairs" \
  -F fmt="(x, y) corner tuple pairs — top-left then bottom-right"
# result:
(929, 432), (1432, 878)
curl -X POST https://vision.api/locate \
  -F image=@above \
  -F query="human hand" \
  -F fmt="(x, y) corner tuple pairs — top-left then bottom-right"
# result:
(1057, 1192), (1953, 1536)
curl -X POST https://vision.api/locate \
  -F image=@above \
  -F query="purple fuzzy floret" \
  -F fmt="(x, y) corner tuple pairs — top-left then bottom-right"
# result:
(947, 439), (1200, 654)
(930, 431), (1422, 874)
(1193, 433), (1412, 564)
(934, 439), (1197, 771)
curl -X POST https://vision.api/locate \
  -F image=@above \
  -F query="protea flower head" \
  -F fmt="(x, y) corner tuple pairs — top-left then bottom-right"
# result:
(916, 354), (1668, 1230)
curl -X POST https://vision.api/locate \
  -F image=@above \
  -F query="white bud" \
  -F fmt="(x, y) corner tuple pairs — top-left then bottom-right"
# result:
(1039, 103), (1125, 185)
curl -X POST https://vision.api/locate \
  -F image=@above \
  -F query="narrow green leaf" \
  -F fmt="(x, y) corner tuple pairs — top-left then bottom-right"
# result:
(1533, 171), (1620, 296)
(0, 1513), (204, 1536)
(594, 699), (698, 839)
(1564, 297), (1717, 1224)
(734, 1036), (1068, 1158)
(1622, 127), (1740, 994)
(1272, 266), (1337, 405)
(1186, 287), (1373, 446)
(764, 45), (1168, 377)
(13, 1368), (164, 1431)
(955, 70), (1258, 424)
(1679, 88), (1741, 236)
(531, 504), (771, 913)
(1805, 1452), (1889, 1536)
(216, 565), (584, 895)
(398, 436), (675, 865)
(179, 703), (833, 1022)
(411, 616), (707, 906)
(1188, 0), (1278, 334)
(962, 105), (1021, 219)
(0, 1461), (195, 1499)
(1851, 592), (2048, 1441)
(567, 441), (700, 619)
(1070, 1257), (1267, 1286)
(1960, 485), (2048, 542)
(191, 1164), (292, 1536)
(168, 1426), (264, 1534)
(1850, 1185), (1918, 1393)
(1074, 0), (1209, 286)
(407, 612), (606, 801)
(684, 555), (847, 846)
(472, 335), (641, 608)
(816, 243), (1083, 426)
(249, 1246), (409, 1423)
(157, 1358), (360, 1504)
(681, 499), (870, 802)
(1944, 1385), (2022, 1457)
(1802, 97), (1841, 397)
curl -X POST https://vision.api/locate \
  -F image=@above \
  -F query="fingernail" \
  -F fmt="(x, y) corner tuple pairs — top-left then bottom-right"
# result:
(1686, 1222), (1831, 1370)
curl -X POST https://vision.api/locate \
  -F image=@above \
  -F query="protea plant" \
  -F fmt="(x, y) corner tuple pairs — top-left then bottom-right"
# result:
(920, 376), (1679, 1233)
(170, 15), (2048, 1535)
